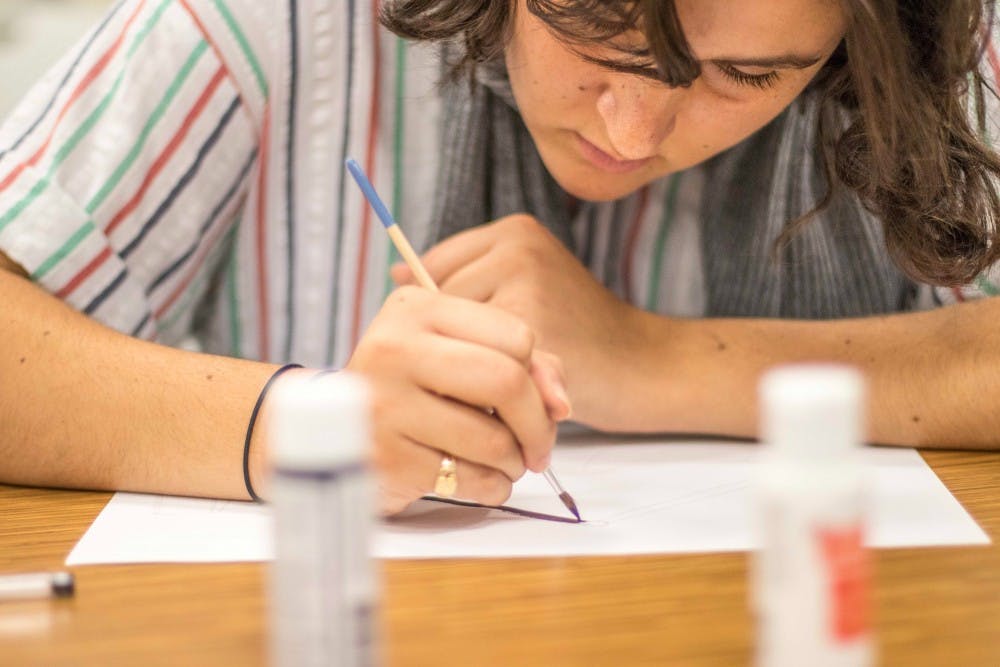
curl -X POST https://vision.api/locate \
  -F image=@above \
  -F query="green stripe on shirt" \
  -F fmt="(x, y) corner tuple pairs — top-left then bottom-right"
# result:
(211, 0), (268, 96)
(977, 276), (1000, 296)
(226, 225), (243, 356)
(0, 0), (173, 236)
(31, 221), (96, 281)
(645, 174), (681, 311)
(159, 224), (238, 331)
(86, 40), (209, 215)
(385, 37), (406, 299)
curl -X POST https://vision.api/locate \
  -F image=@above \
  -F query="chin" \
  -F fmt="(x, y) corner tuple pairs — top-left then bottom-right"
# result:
(537, 146), (657, 203)
(550, 166), (649, 203)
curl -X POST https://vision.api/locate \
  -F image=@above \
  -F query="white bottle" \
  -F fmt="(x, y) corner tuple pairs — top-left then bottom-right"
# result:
(753, 365), (873, 667)
(268, 372), (377, 667)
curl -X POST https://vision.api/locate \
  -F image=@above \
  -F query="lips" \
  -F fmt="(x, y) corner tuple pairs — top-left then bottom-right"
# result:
(574, 133), (654, 175)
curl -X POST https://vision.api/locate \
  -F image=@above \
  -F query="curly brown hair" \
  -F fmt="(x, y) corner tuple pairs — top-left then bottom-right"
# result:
(381, 0), (1000, 287)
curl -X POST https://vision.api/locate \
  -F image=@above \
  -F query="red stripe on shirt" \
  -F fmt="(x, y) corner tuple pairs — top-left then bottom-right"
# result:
(622, 186), (651, 305)
(175, 0), (265, 357)
(176, 0), (254, 118)
(350, 0), (383, 350)
(255, 104), (272, 360)
(56, 65), (228, 301)
(153, 194), (241, 319)
(55, 246), (112, 299)
(105, 64), (228, 234)
(987, 41), (1000, 85)
(0, 0), (148, 194)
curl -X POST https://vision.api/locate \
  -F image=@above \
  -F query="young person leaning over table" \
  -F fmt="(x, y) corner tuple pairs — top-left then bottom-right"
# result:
(1, 0), (999, 515)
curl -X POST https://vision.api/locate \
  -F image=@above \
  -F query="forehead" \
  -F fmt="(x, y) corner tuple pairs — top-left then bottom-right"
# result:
(675, 0), (848, 58)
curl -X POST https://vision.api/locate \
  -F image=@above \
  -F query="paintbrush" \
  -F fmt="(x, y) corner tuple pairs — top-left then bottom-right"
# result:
(345, 158), (581, 522)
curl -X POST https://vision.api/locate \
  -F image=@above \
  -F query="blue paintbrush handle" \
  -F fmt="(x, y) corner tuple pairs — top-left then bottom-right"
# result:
(345, 158), (396, 229)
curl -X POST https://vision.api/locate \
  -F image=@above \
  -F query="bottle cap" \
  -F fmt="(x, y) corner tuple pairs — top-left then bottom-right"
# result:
(759, 364), (865, 462)
(268, 372), (371, 470)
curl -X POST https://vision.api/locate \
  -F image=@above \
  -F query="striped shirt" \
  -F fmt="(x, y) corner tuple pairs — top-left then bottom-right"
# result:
(0, 0), (998, 370)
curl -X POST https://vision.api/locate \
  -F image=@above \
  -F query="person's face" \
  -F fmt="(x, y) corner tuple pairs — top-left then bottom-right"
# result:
(505, 0), (848, 201)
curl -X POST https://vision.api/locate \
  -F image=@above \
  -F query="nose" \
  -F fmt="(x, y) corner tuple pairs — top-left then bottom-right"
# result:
(595, 78), (681, 160)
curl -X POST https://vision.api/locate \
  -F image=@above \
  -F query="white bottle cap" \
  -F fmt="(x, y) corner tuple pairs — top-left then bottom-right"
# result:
(759, 364), (865, 462)
(268, 372), (371, 471)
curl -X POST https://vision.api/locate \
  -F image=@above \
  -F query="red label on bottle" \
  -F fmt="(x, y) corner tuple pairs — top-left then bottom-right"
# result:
(817, 525), (870, 641)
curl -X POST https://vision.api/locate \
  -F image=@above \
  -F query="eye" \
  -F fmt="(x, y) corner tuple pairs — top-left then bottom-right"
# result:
(716, 63), (781, 90)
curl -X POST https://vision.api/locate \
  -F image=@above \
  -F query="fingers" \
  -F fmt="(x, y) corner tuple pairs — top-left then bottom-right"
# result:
(396, 389), (526, 481)
(419, 290), (536, 364)
(353, 284), (561, 515)
(437, 252), (500, 303)
(391, 230), (494, 287)
(394, 215), (538, 288)
(375, 435), (514, 516)
(530, 350), (572, 422)
(413, 224), (499, 286)
(407, 334), (556, 472)
(377, 287), (534, 365)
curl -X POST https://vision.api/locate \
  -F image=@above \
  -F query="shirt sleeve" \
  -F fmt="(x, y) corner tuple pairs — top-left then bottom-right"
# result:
(0, 0), (267, 342)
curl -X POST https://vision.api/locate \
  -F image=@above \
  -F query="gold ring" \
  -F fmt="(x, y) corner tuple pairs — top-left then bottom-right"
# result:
(434, 456), (458, 498)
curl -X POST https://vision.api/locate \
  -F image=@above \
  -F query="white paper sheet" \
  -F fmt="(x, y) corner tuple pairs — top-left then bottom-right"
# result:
(65, 435), (990, 565)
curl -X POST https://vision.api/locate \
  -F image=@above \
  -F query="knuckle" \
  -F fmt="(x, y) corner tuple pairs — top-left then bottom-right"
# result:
(523, 242), (548, 264)
(535, 349), (565, 379)
(491, 359), (529, 402)
(507, 320), (535, 360)
(482, 424), (517, 462)
(364, 333), (406, 368)
(509, 214), (540, 232)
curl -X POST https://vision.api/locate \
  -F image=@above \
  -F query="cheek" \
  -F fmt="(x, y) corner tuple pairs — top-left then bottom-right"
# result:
(505, 16), (599, 125)
(508, 60), (596, 126)
(507, 59), (592, 122)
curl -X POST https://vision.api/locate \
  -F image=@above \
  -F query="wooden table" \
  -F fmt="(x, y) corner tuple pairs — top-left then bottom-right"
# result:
(1, 450), (998, 666)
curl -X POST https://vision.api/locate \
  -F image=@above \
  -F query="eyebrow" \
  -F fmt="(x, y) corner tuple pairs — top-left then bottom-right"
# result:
(705, 54), (824, 70)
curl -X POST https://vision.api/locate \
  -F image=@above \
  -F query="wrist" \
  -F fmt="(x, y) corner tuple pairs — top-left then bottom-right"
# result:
(246, 365), (315, 500)
(632, 315), (763, 438)
(573, 306), (680, 432)
(619, 308), (688, 431)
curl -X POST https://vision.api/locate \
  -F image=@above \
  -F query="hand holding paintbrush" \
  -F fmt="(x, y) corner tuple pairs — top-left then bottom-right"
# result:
(346, 159), (581, 521)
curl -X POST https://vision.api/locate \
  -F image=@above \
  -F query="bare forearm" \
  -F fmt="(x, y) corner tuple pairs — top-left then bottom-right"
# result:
(622, 299), (1000, 449)
(0, 265), (282, 498)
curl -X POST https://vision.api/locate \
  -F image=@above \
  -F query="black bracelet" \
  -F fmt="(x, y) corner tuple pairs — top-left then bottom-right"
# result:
(243, 363), (303, 501)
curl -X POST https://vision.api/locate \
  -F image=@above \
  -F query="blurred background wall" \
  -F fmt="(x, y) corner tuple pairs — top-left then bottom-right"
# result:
(0, 0), (114, 118)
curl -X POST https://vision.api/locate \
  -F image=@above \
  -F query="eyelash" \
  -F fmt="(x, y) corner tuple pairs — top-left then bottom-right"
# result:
(595, 59), (783, 91)
(717, 64), (781, 90)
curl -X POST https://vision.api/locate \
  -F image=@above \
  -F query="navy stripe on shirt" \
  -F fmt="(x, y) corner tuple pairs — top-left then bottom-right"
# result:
(327, 0), (357, 365)
(148, 147), (256, 293)
(121, 96), (243, 259)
